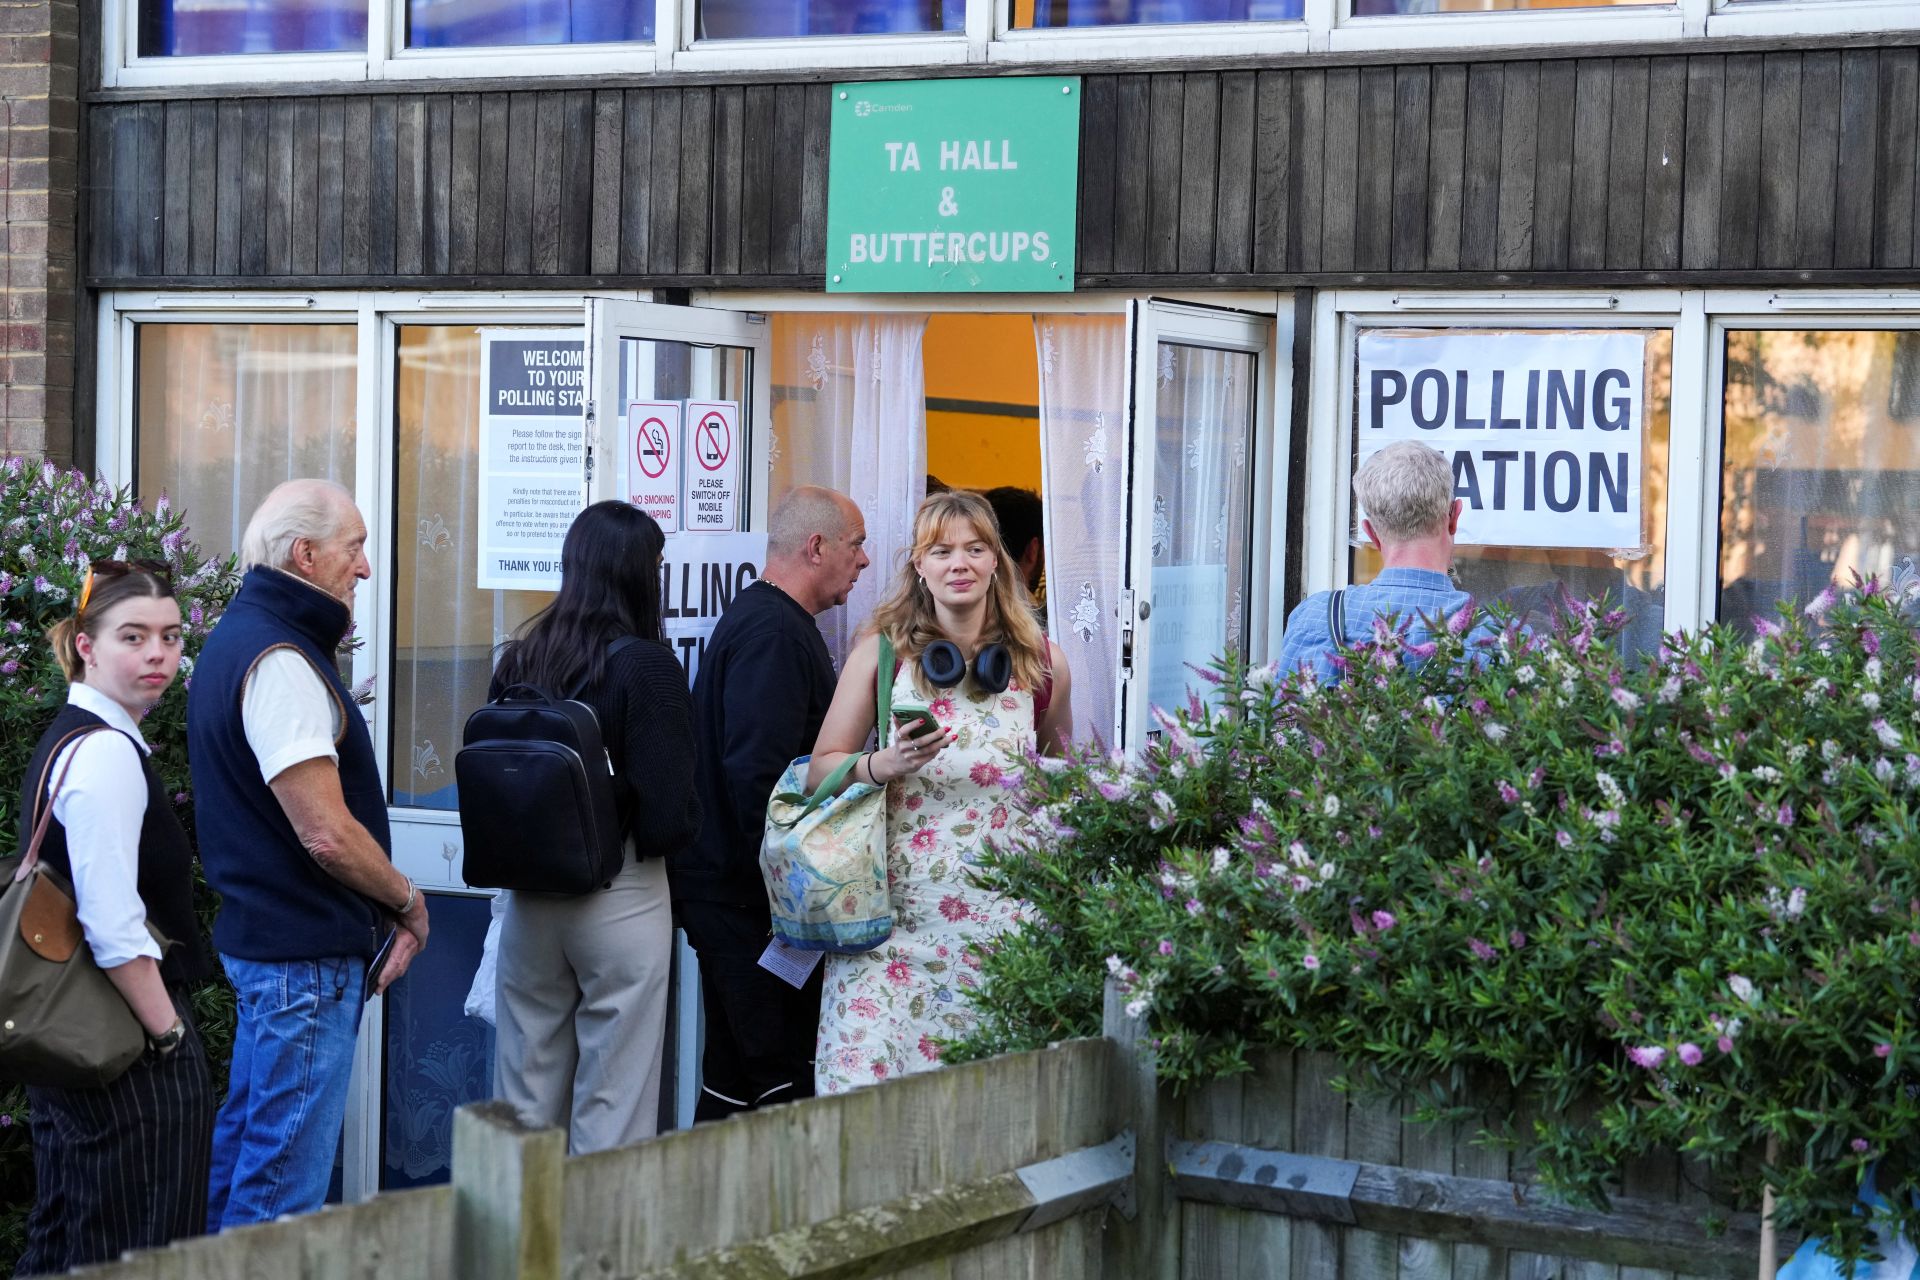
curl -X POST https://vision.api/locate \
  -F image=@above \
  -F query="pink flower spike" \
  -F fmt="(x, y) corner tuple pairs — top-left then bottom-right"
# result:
(1717, 1035), (1734, 1054)
(1851, 1138), (1870, 1154)
(1158, 940), (1175, 957)
(1677, 1043), (1703, 1066)
(1467, 937), (1498, 962)
(1874, 1042), (1893, 1059)
(1626, 1046), (1667, 1070)
(1371, 910), (1398, 931)
(1302, 953), (1321, 971)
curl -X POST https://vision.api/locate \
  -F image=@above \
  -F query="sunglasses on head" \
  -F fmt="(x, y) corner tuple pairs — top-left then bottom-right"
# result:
(77, 558), (173, 620)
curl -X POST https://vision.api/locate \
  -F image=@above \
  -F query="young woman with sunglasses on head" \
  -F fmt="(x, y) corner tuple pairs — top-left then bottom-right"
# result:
(14, 560), (216, 1274)
(805, 489), (1073, 1095)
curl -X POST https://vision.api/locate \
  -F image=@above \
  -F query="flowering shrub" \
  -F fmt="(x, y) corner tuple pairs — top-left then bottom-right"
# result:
(0, 459), (240, 1271)
(955, 585), (1920, 1266)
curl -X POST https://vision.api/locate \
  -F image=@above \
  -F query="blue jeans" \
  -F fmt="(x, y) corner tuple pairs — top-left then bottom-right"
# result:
(207, 955), (364, 1231)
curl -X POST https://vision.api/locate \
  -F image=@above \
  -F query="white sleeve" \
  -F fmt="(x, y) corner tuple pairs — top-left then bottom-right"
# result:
(242, 648), (341, 785)
(48, 732), (164, 970)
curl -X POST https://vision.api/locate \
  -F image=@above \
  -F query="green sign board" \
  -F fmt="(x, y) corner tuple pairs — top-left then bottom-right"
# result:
(827, 76), (1081, 293)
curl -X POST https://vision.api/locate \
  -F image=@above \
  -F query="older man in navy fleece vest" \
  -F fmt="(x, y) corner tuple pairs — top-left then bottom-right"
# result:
(189, 479), (429, 1230)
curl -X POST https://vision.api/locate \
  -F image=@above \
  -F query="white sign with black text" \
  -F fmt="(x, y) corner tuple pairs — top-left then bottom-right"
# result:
(476, 329), (586, 590)
(661, 531), (768, 685)
(683, 400), (741, 532)
(1357, 330), (1647, 550)
(623, 400), (683, 534)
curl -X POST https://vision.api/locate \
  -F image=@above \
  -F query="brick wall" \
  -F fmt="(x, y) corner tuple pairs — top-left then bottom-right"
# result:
(0, 0), (78, 464)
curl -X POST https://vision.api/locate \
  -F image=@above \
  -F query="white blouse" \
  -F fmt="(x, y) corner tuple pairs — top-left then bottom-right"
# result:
(46, 682), (164, 970)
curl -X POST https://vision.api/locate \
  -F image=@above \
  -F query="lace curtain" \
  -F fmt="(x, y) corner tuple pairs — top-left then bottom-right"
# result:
(1034, 315), (1128, 747)
(133, 323), (359, 562)
(770, 315), (930, 662)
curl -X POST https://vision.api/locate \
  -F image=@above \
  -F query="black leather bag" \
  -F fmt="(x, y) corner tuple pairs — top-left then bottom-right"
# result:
(455, 639), (637, 895)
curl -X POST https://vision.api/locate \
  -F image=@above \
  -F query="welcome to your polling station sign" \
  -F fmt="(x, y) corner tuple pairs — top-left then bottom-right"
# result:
(827, 76), (1080, 293)
(1357, 330), (1649, 551)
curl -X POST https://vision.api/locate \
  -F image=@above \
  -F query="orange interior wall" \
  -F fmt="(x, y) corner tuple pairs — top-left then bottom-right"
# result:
(923, 313), (1042, 494)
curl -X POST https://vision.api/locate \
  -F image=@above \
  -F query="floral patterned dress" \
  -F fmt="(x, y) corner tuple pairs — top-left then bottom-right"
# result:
(814, 664), (1034, 1095)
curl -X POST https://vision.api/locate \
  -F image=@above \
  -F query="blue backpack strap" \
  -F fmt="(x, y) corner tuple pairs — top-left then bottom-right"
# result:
(1327, 589), (1347, 650)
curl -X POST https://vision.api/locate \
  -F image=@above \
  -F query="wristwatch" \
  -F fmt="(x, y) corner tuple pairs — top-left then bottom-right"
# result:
(147, 1018), (186, 1061)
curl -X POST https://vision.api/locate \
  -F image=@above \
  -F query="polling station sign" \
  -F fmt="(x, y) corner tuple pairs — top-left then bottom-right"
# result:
(827, 76), (1080, 293)
(1356, 330), (1647, 550)
(476, 330), (586, 590)
(661, 531), (767, 684)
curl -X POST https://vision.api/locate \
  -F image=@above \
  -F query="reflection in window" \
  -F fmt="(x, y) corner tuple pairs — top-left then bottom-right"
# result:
(135, 324), (359, 563)
(1147, 343), (1256, 714)
(407, 0), (652, 48)
(1013, 0), (1301, 24)
(696, 0), (963, 38)
(137, 0), (367, 56)
(381, 892), (495, 1190)
(1351, 0), (1653, 13)
(1719, 331), (1920, 632)
(393, 327), (554, 811)
(1351, 329), (1673, 659)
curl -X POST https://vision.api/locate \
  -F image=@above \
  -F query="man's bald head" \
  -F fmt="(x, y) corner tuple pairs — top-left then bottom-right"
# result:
(763, 486), (868, 616)
(768, 486), (851, 557)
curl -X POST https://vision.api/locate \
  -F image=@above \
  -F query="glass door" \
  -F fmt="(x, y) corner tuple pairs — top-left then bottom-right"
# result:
(1118, 301), (1276, 748)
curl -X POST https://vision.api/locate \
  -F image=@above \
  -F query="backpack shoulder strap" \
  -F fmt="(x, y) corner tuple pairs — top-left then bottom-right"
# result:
(1327, 589), (1348, 651)
(566, 636), (644, 700)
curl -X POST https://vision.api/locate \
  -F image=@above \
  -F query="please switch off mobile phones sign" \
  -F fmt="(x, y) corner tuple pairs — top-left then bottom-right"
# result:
(622, 399), (741, 533)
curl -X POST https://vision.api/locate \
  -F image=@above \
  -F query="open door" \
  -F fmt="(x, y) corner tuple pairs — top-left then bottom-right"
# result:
(1117, 300), (1277, 749)
(584, 299), (773, 528)
(583, 298), (772, 1131)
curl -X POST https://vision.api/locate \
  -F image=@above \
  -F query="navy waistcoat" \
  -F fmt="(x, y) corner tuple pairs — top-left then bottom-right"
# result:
(188, 567), (389, 961)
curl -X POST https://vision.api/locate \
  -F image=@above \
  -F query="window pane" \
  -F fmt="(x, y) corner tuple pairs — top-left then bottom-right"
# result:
(1719, 330), (1920, 633)
(393, 326), (555, 811)
(137, 0), (367, 56)
(381, 892), (495, 1189)
(135, 323), (359, 563)
(1350, 329), (1673, 659)
(696, 0), (964, 38)
(1351, 0), (1655, 13)
(1012, 0), (1300, 25)
(1148, 343), (1257, 715)
(406, 0), (652, 48)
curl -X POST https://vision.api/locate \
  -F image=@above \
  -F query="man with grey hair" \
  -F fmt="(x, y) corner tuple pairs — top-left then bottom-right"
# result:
(189, 479), (427, 1229)
(677, 485), (867, 1121)
(1277, 441), (1491, 685)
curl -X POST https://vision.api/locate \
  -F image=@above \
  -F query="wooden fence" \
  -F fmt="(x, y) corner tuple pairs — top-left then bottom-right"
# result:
(66, 993), (1766, 1280)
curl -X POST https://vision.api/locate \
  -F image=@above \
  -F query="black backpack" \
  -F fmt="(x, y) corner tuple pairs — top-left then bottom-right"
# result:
(455, 638), (638, 895)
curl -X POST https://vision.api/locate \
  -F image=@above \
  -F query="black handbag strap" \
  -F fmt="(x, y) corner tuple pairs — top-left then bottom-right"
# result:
(18, 726), (103, 884)
(565, 636), (642, 701)
(1327, 589), (1348, 651)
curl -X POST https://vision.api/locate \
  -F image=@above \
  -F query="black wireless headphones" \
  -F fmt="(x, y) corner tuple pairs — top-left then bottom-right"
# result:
(920, 640), (1012, 694)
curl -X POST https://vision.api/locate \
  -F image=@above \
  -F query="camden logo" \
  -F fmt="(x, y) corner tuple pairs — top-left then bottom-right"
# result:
(852, 100), (911, 117)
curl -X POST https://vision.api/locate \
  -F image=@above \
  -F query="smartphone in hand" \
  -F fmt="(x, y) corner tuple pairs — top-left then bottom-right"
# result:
(365, 927), (399, 1001)
(892, 702), (941, 739)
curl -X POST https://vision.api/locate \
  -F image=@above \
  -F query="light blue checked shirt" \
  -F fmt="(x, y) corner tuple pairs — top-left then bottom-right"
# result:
(1277, 567), (1493, 686)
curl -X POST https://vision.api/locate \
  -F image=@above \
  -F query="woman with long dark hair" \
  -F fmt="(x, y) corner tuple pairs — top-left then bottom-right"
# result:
(489, 501), (699, 1152)
(805, 489), (1073, 1094)
(16, 560), (215, 1274)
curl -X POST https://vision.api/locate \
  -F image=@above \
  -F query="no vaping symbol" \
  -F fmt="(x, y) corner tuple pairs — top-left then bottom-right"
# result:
(694, 412), (732, 471)
(635, 417), (672, 480)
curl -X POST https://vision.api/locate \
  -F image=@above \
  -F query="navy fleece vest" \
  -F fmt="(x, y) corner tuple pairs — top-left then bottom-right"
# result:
(188, 567), (390, 961)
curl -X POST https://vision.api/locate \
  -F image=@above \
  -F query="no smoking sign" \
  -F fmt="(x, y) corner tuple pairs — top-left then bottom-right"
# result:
(683, 400), (740, 532)
(622, 400), (683, 533)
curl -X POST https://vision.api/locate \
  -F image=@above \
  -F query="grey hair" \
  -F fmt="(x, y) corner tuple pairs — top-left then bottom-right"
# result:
(1353, 442), (1455, 542)
(240, 478), (354, 572)
(767, 485), (851, 557)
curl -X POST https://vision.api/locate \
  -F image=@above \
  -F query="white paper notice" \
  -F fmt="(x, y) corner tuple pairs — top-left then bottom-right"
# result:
(757, 937), (825, 990)
(623, 399), (683, 533)
(683, 400), (740, 532)
(476, 329), (586, 590)
(1355, 329), (1647, 551)
(661, 530), (769, 685)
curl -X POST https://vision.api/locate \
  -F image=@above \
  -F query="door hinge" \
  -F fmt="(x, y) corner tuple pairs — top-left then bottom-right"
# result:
(583, 400), (596, 488)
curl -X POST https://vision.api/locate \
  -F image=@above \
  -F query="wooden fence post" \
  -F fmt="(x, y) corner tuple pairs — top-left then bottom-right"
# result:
(1103, 977), (1178, 1280)
(452, 1100), (566, 1280)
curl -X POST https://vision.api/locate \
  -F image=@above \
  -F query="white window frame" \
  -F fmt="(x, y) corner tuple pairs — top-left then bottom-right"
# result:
(1301, 289), (1712, 639)
(1693, 289), (1920, 629)
(101, 0), (1920, 86)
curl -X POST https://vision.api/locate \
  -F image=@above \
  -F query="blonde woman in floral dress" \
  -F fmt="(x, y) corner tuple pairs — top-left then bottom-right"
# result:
(805, 490), (1073, 1094)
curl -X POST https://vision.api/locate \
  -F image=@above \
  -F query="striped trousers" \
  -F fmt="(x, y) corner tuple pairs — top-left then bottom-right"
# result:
(15, 999), (213, 1277)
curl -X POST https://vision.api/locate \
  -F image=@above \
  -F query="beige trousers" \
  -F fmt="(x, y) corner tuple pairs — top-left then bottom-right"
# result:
(493, 853), (672, 1155)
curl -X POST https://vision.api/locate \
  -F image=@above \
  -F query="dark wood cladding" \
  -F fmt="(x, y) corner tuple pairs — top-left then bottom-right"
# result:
(87, 44), (1920, 288)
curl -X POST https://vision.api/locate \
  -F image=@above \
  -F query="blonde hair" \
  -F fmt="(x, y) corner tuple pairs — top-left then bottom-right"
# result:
(868, 490), (1049, 697)
(1353, 441), (1455, 542)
